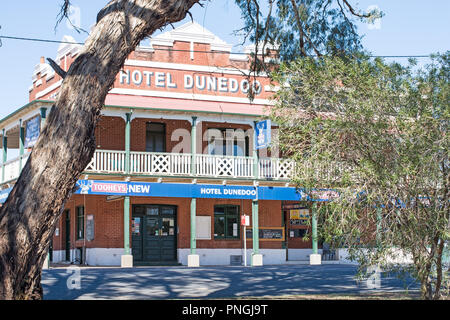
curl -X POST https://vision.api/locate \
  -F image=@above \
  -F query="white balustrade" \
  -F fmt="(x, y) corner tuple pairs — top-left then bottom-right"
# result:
(0, 149), (298, 184)
(0, 153), (31, 183)
(3, 158), (20, 182)
(130, 152), (191, 176)
(81, 150), (297, 180)
(259, 158), (296, 180)
(85, 150), (126, 173)
(0, 149), (358, 185)
(195, 154), (254, 178)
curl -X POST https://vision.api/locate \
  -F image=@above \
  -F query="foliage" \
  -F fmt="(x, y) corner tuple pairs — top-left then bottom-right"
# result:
(234, 0), (381, 62)
(233, 0), (381, 100)
(270, 52), (449, 299)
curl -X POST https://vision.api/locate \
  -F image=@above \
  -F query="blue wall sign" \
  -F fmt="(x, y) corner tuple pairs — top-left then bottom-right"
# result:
(0, 181), (335, 203)
(194, 184), (257, 199)
(0, 187), (12, 204)
(24, 116), (41, 148)
(255, 120), (271, 149)
(72, 180), (324, 201)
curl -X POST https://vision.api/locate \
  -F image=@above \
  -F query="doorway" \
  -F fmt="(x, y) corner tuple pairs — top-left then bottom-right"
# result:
(132, 205), (177, 265)
(284, 206), (310, 261)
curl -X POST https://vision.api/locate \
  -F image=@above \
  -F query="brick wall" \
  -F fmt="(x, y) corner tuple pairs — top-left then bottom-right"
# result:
(130, 117), (192, 152)
(52, 195), (284, 251)
(52, 194), (124, 251)
(95, 116), (126, 150)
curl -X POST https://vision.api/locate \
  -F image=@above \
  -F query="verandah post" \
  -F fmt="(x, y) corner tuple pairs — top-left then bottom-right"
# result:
(309, 202), (322, 265)
(252, 121), (259, 179)
(251, 197), (263, 266)
(191, 116), (197, 176)
(188, 197), (200, 267)
(19, 120), (25, 172)
(121, 112), (133, 268)
(1, 129), (6, 184)
(125, 112), (131, 173)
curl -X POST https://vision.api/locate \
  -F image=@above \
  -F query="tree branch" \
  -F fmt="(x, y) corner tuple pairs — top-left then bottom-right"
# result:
(342, 0), (372, 18)
(47, 58), (67, 79)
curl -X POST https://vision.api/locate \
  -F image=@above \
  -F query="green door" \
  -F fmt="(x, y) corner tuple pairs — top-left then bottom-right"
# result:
(132, 205), (177, 265)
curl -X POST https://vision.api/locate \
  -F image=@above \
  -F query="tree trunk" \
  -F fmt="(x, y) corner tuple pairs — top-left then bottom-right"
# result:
(0, 0), (199, 300)
(433, 238), (445, 300)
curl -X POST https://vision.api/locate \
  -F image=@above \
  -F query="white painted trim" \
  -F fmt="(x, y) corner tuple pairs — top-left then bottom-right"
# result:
(150, 38), (174, 47)
(210, 43), (233, 52)
(108, 88), (272, 106)
(194, 115), (256, 126)
(2, 109), (42, 133)
(50, 248), (124, 266)
(124, 59), (267, 77)
(229, 53), (249, 61)
(100, 109), (128, 120)
(35, 79), (63, 99)
(137, 45), (155, 53)
(178, 248), (286, 265)
(101, 108), (259, 124)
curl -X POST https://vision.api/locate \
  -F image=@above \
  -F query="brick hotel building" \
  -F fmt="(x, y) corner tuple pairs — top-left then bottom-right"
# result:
(0, 22), (327, 267)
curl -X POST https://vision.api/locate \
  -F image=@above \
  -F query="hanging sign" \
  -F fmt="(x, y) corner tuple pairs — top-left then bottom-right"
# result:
(24, 116), (41, 148)
(255, 120), (271, 149)
(0, 188), (12, 204)
(241, 215), (250, 226)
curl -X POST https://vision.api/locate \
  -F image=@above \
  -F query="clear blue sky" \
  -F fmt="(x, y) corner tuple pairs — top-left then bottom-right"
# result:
(0, 0), (449, 120)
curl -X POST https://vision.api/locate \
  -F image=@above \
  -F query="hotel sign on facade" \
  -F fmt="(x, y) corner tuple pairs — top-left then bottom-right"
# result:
(118, 69), (264, 96)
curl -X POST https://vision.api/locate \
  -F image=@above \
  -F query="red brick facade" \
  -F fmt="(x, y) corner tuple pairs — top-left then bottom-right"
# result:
(24, 23), (314, 266)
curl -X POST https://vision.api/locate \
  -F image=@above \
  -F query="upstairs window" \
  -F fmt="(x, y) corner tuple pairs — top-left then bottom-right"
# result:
(146, 122), (166, 153)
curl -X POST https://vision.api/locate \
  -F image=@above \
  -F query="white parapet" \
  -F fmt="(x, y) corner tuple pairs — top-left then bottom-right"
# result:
(121, 254), (133, 268)
(309, 253), (322, 265)
(188, 254), (200, 267)
(251, 253), (263, 266)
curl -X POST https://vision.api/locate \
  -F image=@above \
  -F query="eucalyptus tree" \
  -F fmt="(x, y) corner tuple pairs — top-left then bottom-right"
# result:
(270, 53), (449, 299)
(0, 0), (379, 300)
(234, 0), (381, 88)
(0, 0), (201, 300)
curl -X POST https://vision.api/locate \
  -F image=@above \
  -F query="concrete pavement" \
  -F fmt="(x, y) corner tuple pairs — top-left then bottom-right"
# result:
(41, 264), (419, 300)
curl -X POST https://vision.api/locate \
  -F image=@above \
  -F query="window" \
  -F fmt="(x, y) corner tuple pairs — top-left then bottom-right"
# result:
(214, 205), (240, 239)
(76, 206), (85, 240)
(146, 122), (166, 152)
(207, 128), (250, 157)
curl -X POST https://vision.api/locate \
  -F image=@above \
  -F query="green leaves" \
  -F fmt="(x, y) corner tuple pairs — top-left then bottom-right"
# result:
(272, 52), (450, 299)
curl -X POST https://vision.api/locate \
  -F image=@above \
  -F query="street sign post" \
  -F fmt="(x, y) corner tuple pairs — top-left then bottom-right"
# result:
(241, 215), (250, 266)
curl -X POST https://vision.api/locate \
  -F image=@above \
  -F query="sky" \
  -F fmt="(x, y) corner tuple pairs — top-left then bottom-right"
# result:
(0, 0), (449, 121)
